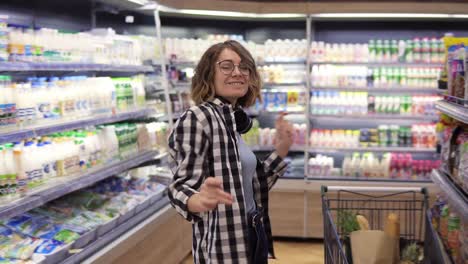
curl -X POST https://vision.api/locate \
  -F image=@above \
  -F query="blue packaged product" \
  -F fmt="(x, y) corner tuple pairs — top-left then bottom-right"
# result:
(266, 92), (277, 111)
(261, 91), (268, 111)
(5, 214), (31, 228)
(276, 92), (288, 111)
(6, 214), (61, 240)
(0, 226), (12, 237)
(34, 239), (63, 255)
(255, 97), (261, 112)
(26, 220), (60, 240)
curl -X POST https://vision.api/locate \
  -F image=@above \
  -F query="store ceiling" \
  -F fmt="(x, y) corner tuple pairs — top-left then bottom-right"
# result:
(94, 0), (468, 20)
(157, 0), (468, 15)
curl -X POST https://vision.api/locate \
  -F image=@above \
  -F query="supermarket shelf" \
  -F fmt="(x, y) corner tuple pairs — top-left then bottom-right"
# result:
(260, 59), (307, 65)
(311, 86), (438, 93)
(169, 60), (197, 67)
(431, 169), (468, 219)
(170, 82), (191, 90)
(309, 147), (436, 153)
(0, 108), (156, 144)
(435, 100), (468, 124)
(247, 110), (305, 116)
(263, 82), (306, 87)
(250, 145), (305, 152)
(0, 150), (160, 219)
(0, 62), (154, 73)
(64, 197), (170, 264)
(310, 62), (443, 67)
(310, 114), (439, 121)
(306, 175), (432, 183)
(159, 112), (183, 122)
(153, 152), (169, 160)
(132, 152), (169, 168)
(272, 178), (435, 192)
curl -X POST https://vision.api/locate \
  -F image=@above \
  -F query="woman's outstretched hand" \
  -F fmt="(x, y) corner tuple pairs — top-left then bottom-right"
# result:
(274, 112), (294, 158)
(188, 177), (233, 213)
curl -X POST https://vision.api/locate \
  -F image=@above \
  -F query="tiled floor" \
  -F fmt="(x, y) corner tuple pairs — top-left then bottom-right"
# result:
(181, 240), (324, 264)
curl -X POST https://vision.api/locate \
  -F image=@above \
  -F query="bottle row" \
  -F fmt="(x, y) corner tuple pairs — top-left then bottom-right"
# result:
(241, 120), (436, 150)
(165, 36), (446, 65)
(310, 38), (445, 64)
(310, 92), (441, 116)
(258, 65), (305, 84)
(308, 153), (440, 180)
(0, 75), (146, 128)
(242, 120), (307, 147)
(431, 194), (468, 264)
(165, 37), (308, 63)
(0, 19), (152, 65)
(311, 65), (441, 89)
(0, 121), (169, 200)
(310, 124), (437, 149)
(170, 62), (441, 89)
(0, 175), (166, 263)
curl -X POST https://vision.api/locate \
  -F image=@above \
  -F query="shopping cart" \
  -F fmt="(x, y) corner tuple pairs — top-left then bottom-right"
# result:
(321, 186), (429, 264)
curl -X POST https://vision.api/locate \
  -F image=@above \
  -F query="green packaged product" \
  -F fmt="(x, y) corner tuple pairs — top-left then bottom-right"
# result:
(53, 229), (79, 244)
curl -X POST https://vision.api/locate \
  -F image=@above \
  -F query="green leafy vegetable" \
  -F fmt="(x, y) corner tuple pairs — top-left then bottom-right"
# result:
(337, 210), (360, 236)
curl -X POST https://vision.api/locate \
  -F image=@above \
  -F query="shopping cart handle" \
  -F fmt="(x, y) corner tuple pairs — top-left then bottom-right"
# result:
(322, 185), (428, 194)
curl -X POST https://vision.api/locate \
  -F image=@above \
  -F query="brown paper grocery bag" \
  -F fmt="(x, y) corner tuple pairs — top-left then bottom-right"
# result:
(350, 230), (395, 264)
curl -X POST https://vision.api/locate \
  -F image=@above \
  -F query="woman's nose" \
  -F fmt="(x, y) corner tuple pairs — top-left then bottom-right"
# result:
(231, 65), (242, 76)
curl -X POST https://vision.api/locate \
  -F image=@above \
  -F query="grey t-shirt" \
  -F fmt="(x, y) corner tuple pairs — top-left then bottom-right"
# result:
(237, 134), (257, 214)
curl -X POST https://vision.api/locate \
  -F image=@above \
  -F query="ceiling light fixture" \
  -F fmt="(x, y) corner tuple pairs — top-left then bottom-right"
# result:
(451, 14), (468, 18)
(125, 15), (135, 23)
(155, 4), (305, 19)
(137, 4), (468, 20)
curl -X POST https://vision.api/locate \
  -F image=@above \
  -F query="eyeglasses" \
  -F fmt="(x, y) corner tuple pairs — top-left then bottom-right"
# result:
(216, 60), (251, 76)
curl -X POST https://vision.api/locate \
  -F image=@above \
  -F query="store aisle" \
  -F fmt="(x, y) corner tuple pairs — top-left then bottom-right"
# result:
(181, 240), (324, 264)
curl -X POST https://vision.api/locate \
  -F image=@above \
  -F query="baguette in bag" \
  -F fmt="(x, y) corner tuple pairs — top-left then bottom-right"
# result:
(384, 213), (400, 263)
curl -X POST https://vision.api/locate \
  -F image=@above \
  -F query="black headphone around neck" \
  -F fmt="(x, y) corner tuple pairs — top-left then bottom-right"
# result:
(214, 96), (252, 134)
(234, 108), (252, 134)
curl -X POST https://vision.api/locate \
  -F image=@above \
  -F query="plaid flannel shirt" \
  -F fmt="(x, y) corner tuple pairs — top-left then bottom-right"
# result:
(168, 97), (288, 264)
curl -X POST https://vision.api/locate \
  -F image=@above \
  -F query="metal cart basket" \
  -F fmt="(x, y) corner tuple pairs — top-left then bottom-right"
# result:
(321, 186), (429, 264)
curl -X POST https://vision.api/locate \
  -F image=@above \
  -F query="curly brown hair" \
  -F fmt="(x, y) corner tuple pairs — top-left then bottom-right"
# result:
(191, 40), (262, 107)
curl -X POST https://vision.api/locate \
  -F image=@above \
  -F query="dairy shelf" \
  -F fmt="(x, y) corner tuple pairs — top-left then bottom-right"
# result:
(169, 60), (197, 67)
(247, 110), (305, 116)
(263, 82), (306, 87)
(0, 62), (154, 73)
(309, 146), (436, 153)
(63, 197), (170, 264)
(259, 59), (307, 65)
(0, 108), (156, 144)
(306, 175), (431, 183)
(435, 100), (468, 124)
(159, 112), (182, 122)
(431, 169), (468, 220)
(310, 62), (443, 67)
(0, 150), (161, 219)
(132, 152), (169, 168)
(311, 86), (438, 93)
(170, 82), (191, 90)
(250, 145), (305, 152)
(310, 114), (439, 121)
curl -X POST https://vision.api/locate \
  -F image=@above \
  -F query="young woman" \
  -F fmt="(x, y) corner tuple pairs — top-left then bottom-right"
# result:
(168, 40), (294, 264)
